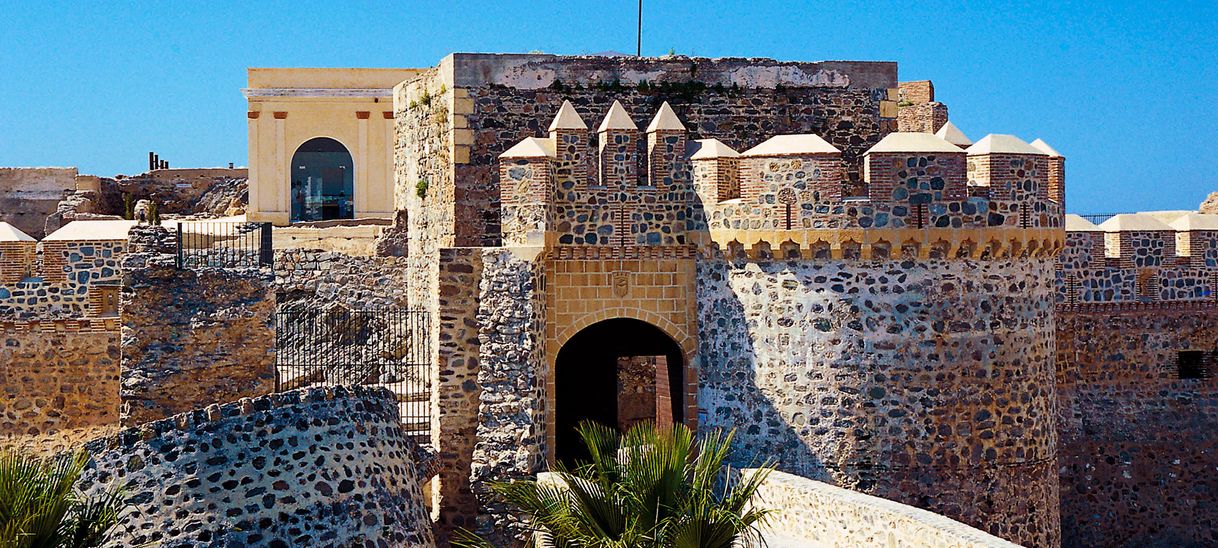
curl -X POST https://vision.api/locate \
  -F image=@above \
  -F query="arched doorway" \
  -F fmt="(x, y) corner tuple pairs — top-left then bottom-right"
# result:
(290, 137), (354, 222)
(554, 318), (684, 464)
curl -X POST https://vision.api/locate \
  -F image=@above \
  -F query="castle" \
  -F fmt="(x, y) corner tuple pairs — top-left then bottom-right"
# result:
(1, 53), (1215, 547)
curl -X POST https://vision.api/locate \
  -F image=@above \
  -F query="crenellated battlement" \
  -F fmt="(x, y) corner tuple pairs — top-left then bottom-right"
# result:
(498, 100), (1065, 259)
(1058, 212), (1218, 305)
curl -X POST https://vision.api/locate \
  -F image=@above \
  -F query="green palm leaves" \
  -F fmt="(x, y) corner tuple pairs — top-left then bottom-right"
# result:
(0, 451), (125, 548)
(457, 422), (773, 548)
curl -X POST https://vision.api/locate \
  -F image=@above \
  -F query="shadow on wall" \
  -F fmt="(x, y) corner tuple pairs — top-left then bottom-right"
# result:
(695, 256), (827, 478)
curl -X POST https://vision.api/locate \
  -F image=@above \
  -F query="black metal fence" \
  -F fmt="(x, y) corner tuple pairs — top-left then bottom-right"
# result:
(176, 221), (273, 269)
(274, 306), (430, 441)
(1076, 213), (1126, 225)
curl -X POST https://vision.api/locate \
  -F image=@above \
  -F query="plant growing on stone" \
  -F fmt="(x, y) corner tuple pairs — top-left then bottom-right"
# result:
(416, 179), (429, 199)
(454, 422), (773, 548)
(0, 450), (126, 548)
(122, 194), (133, 221)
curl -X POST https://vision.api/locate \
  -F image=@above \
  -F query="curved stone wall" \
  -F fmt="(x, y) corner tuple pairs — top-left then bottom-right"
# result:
(747, 470), (1020, 547)
(78, 386), (434, 548)
(697, 256), (1059, 546)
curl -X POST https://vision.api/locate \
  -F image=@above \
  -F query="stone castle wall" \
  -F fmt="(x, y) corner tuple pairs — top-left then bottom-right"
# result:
(0, 167), (76, 239)
(470, 248), (547, 544)
(0, 319), (120, 437)
(274, 249), (411, 309)
(1056, 305), (1218, 546)
(697, 255), (1061, 546)
(395, 53), (898, 253)
(0, 239), (125, 319)
(78, 386), (435, 548)
(120, 229), (274, 425)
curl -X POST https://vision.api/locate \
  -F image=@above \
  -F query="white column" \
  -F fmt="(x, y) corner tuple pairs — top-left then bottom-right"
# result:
(274, 113), (287, 216)
(247, 112), (260, 216)
(358, 114), (369, 217)
(384, 111), (395, 214)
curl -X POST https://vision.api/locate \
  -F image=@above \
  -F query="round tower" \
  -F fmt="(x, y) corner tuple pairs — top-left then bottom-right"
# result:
(695, 131), (1063, 546)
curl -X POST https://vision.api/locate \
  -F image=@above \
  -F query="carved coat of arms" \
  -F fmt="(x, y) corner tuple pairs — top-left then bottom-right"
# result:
(612, 271), (630, 297)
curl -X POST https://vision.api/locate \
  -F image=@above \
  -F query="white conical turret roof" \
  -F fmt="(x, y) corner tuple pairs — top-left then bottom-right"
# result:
(548, 100), (587, 131)
(1098, 213), (1173, 233)
(934, 121), (973, 147)
(1064, 214), (1102, 232)
(500, 137), (556, 159)
(689, 139), (741, 160)
(966, 134), (1045, 155)
(1029, 138), (1062, 158)
(646, 102), (685, 132)
(597, 100), (637, 132)
(742, 134), (839, 156)
(0, 221), (35, 242)
(866, 132), (963, 154)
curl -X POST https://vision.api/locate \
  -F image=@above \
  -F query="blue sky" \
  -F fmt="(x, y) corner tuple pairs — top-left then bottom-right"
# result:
(1, 1), (1214, 213)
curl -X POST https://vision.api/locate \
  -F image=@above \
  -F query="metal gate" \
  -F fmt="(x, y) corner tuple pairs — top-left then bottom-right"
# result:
(274, 305), (430, 441)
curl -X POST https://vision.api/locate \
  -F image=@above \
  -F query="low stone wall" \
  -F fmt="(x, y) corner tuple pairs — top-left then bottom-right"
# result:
(0, 319), (120, 438)
(78, 386), (435, 547)
(747, 470), (1020, 547)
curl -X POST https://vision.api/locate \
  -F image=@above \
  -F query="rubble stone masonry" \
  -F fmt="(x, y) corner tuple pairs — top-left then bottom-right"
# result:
(120, 228), (275, 425)
(697, 255), (1061, 546)
(0, 319), (120, 437)
(1056, 305), (1218, 546)
(78, 386), (435, 548)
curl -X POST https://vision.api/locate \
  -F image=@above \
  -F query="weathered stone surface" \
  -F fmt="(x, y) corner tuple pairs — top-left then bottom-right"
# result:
(78, 386), (435, 548)
(0, 167), (76, 239)
(1200, 191), (1218, 215)
(470, 248), (546, 545)
(120, 227), (274, 425)
(697, 256), (1061, 547)
(1057, 306), (1218, 547)
(0, 322), (119, 438)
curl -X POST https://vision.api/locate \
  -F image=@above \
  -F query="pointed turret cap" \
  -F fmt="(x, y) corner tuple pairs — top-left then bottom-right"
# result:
(597, 100), (637, 132)
(500, 137), (556, 159)
(866, 132), (963, 154)
(0, 221), (34, 242)
(646, 102), (685, 132)
(742, 134), (839, 156)
(1029, 138), (1062, 158)
(689, 139), (740, 160)
(934, 121), (973, 147)
(966, 134), (1044, 155)
(548, 100), (587, 132)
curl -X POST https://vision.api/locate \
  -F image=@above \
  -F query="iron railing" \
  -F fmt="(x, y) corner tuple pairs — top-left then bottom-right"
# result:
(274, 306), (430, 441)
(1076, 213), (1126, 225)
(175, 221), (272, 269)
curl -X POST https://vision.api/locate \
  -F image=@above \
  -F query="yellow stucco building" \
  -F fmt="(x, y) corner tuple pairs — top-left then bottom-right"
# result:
(244, 68), (422, 225)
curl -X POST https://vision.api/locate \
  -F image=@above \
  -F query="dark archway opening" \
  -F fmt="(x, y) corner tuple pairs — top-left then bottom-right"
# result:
(290, 137), (354, 222)
(555, 318), (684, 465)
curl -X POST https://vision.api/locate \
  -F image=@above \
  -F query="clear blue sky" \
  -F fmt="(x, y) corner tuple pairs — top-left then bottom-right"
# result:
(1, 1), (1214, 213)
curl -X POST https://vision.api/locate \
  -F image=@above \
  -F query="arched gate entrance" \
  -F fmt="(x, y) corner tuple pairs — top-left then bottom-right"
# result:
(554, 318), (684, 464)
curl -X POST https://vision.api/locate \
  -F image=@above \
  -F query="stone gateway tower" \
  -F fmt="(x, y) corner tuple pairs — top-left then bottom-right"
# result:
(395, 54), (1063, 545)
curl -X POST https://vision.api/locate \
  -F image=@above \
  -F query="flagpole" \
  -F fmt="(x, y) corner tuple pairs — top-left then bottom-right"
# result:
(637, 0), (642, 57)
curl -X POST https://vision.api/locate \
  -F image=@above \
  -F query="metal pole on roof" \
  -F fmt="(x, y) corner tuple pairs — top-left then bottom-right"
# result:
(637, 0), (642, 57)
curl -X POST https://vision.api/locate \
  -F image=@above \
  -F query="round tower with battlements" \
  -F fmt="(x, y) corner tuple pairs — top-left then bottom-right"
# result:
(693, 130), (1063, 546)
